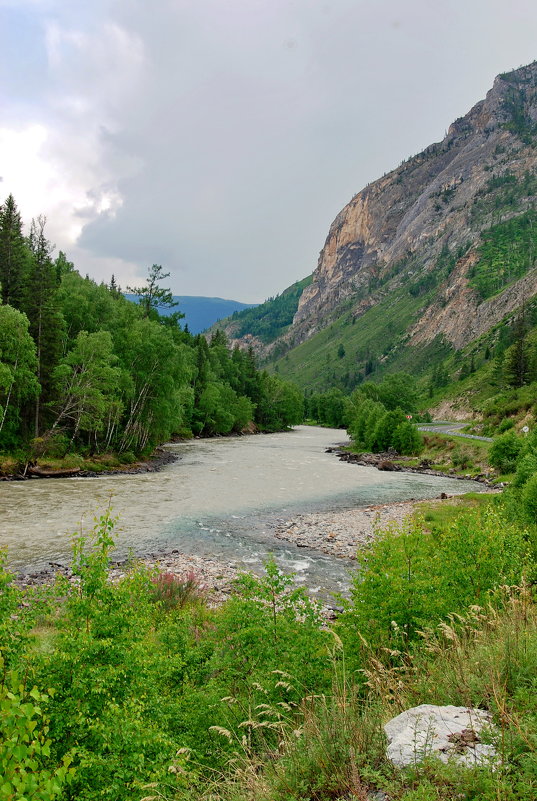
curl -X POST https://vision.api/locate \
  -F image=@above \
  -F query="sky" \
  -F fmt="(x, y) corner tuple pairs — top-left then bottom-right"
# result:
(1, 1), (536, 303)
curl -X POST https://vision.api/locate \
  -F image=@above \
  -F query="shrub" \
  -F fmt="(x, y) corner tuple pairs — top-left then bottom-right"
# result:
(489, 431), (523, 472)
(451, 445), (473, 469)
(339, 507), (530, 655)
(30, 433), (71, 460)
(498, 417), (515, 432)
(150, 571), (204, 610)
(0, 665), (74, 800)
(522, 473), (537, 520)
(514, 453), (537, 487)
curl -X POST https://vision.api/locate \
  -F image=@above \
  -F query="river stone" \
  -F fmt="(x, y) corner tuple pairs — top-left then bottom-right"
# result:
(384, 704), (497, 768)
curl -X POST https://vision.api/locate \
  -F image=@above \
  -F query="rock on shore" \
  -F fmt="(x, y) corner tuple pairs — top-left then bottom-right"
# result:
(274, 500), (423, 560)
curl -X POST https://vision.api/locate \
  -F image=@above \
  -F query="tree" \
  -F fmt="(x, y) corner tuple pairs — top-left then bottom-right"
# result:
(127, 264), (180, 318)
(49, 331), (123, 452)
(257, 375), (303, 429)
(0, 194), (27, 309)
(22, 216), (64, 435)
(505, 313), (530, 387)
(0, 305), (39, 446)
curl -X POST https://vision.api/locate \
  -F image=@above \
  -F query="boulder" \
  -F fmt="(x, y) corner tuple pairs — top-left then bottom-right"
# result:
(377, 460), (398, 471)
(384, 704), (497, 768)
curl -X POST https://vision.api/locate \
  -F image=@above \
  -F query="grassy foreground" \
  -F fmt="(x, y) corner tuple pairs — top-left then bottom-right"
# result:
(1, 498), (536, 801)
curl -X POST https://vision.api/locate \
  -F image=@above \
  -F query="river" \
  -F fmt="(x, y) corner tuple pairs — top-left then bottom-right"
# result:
(1, 426), (483, 593)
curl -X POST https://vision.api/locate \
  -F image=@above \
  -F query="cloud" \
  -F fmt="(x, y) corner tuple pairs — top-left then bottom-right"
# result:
(2, 0), (537, 302)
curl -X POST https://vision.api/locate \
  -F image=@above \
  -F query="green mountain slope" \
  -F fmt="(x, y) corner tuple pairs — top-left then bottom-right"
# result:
(215, 62), (537, 401)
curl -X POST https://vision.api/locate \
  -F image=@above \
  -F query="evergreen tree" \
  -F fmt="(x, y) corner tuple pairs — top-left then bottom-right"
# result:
(506, 314), (530, 387)
(109, 274), (121, 296)
(127, 264), (180, 318)
(23, 216), (64, 435)
(0, 194), (27, 308)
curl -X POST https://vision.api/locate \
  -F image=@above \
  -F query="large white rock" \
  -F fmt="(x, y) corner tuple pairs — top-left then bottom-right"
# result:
(384, 704), (497, 768)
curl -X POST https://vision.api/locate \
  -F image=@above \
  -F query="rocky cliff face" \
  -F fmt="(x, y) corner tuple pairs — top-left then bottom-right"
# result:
(291, 62), (537, 349)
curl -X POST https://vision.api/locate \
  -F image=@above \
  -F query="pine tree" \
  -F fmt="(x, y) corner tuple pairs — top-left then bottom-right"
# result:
(23, 216), (64, 435)
(109, 274), (122, 297)
(0, 194), (27, 308)
(127, 264), (179, 317)
(506, 313), (530, 388)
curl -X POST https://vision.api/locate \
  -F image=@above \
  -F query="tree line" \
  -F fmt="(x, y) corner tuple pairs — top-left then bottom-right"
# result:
(305, 373), (424, 455)
(0, 196), (303, 463)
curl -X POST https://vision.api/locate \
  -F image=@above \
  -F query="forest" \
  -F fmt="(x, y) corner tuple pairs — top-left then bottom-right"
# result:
(0, 196), (303, 470)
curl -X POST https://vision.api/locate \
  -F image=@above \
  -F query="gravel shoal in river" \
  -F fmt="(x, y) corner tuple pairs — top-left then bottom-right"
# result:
(110, 552), (243, 606)
(17, 552), (243, 608)
(274, 499), (427, 560)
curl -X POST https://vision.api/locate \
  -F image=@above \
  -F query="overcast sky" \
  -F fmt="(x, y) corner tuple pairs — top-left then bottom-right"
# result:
(1, 1), (536, 303)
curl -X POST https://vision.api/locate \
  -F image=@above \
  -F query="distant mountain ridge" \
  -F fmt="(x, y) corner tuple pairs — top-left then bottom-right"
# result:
(125, 294), (257, 334)
(214, 61), (537, 391)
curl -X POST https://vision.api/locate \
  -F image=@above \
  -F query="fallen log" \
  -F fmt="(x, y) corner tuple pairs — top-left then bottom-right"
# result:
(27, 466), (81, 478)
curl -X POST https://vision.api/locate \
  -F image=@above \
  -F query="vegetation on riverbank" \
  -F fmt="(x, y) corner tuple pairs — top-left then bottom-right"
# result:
(0, 197), (303, 476)
(2, 490), (537, 801)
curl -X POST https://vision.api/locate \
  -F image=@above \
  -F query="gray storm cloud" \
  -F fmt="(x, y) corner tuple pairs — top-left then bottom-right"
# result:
(2, 0), (537, 302)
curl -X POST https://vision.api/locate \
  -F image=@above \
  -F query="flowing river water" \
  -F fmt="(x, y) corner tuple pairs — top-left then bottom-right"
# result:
(1, 426), (484, 595)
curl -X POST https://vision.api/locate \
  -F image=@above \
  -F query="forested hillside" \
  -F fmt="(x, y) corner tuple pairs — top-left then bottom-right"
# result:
(0, 196), (303, 471)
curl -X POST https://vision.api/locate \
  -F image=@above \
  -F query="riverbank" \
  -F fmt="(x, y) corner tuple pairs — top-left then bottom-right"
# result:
(274, 491), (500, 560)
(16, 550), (243, 607)
(0, 446), (180, 480)
(0, 426), (282, 480)
(327, 444), (499, 487)
(16, 494), (489, 603)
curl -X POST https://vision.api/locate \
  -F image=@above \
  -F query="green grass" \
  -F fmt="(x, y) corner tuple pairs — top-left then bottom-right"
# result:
(270, 287), (439, 391)
(415, 491), (497, 530)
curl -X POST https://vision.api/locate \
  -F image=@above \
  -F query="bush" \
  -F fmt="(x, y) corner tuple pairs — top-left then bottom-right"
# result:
(498, 417), (515, 432)
(522, 473), (537, 519)
(451, 445), (473, 469)
(30, 433), (70, 459)
(150, 571), (204, 610)
(339, 507), (530, 655)
(0, 665), (74, 800)
(489, 431), (523, 472)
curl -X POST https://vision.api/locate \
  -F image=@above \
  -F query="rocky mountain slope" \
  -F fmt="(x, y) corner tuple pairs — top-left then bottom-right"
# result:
(216, 62), (537, 389)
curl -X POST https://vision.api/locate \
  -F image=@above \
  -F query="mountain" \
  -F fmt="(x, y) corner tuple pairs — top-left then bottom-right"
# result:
(215, 62), (537, 392)
(125, 295), (257, 334)
(207, 276), (312, 354)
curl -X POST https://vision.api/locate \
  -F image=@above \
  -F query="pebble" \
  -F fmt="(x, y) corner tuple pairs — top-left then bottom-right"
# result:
(274, 499), (435, 559)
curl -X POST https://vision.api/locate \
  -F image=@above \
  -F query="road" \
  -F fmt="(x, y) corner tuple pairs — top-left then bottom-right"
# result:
(418, 422), (493, 443)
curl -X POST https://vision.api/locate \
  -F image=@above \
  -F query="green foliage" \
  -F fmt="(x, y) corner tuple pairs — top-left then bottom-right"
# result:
(340, 506), (530, 653)
(126, 263), (180, 318)
(502, 84), (537, 143)
(0, 305), (39, 448)
(0, 194), (27, 309)
(0, 195), (305, 463)
(0, 664), (73, 800)
(306, 387), (348, 427)
(469, 210), (537, 299)
(2, 499), (537, 800)
(230, 275), (312, 344)
(347, 375), (423, 455)
(489, 430), (524, 472)
(256, 374), (304, 430)
(521, 473), (537, 519)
